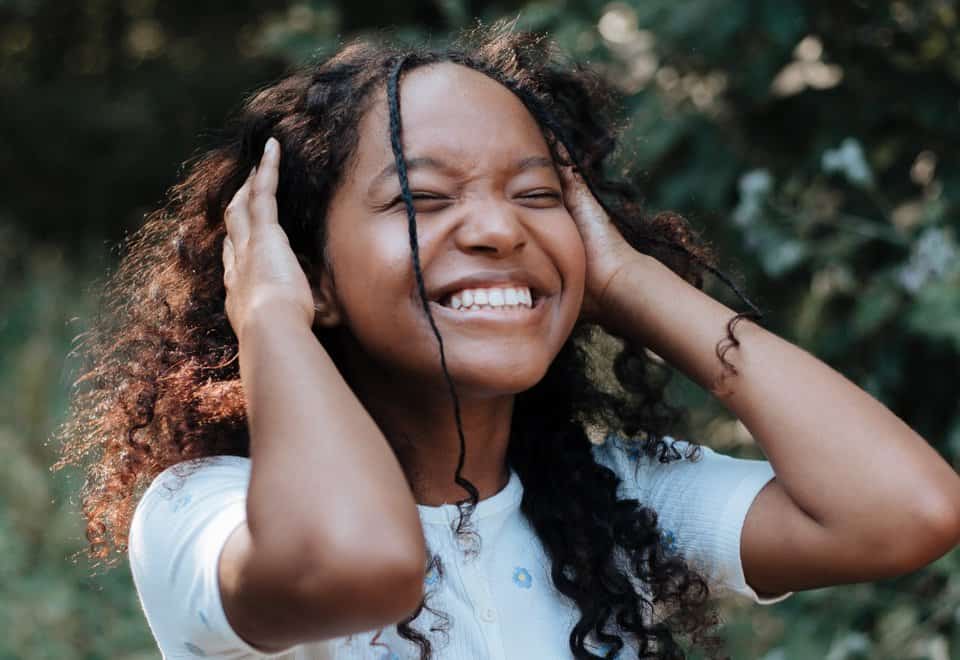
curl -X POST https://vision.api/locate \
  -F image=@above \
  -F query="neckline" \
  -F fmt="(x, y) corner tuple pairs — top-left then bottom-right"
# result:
(416, 466), (523, 525)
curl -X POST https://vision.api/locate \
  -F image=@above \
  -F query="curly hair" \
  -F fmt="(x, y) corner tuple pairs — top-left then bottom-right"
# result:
(52, 17), (763, 660)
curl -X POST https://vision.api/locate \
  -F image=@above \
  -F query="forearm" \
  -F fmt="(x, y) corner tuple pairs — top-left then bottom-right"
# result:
(602, 254), (960, 543)
(238, 308), (426, 574)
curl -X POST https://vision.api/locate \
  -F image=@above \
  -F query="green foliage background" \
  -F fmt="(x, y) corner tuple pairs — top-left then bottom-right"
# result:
(2, 0), (958, 658)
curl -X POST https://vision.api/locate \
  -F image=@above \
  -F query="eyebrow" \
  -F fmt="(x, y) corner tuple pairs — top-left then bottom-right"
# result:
(367, 154), (556, 194)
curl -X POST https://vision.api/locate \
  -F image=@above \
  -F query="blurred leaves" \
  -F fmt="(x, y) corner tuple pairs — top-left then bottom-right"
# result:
(3, 0), (960, 658)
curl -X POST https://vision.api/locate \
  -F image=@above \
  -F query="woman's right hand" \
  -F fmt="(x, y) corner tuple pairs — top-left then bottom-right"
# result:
(221, 137), (316, 341)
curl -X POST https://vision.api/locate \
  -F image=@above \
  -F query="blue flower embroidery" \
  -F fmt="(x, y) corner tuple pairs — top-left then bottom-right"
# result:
(424, 565), (439, 587)
(183, 641), (207, 656)
(624, 444), (642, 461)
(512, 566), (533, 589)
(172, 494), (192, 512)
(660, 529), (678, 555)
(379, 651), (400, 660)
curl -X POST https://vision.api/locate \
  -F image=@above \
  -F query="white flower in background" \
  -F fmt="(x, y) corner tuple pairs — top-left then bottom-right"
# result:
(897, 227), (958, 293)
(598, 2), (639, 45)
(733, 169), (773, 227)
(741, 169), (773, 197)
(771, 35), (844, 97)
(821, 137), (874, 188)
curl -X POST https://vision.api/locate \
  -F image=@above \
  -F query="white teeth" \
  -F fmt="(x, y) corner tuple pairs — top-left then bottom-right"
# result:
(441, 285), (535, 311)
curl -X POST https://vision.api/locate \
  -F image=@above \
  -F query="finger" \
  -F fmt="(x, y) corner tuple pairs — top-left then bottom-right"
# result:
(224, 167), (256, 247)
(222, 234), (235, 281)
(557, 161), (581, 187)
(249, 137), (281, 229)
(558, 163), (589, 209)
(554, 138), (572, 165)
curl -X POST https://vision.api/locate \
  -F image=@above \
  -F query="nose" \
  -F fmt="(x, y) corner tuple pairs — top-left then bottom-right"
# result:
(452, 197), (527, 257)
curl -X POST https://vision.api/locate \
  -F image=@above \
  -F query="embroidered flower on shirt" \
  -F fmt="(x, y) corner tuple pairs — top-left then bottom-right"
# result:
(183, 641), (207, 656)
(171, 494), (192, 512)
(512, 566), (533, 589)
(424, 564), (440, 587)
(379, 651), (400, 660)
(660, 529), (678, 555)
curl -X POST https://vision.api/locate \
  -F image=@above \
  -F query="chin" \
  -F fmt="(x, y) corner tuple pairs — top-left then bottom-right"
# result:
(442, 356), (552, 397)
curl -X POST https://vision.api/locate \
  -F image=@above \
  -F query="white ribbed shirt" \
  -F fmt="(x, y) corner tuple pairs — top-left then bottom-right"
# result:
(128, 434), (791, 659)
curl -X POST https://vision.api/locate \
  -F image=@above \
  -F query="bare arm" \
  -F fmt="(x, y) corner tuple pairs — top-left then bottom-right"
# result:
(217, 138), (425, 651)
(600, 253), (960, 597)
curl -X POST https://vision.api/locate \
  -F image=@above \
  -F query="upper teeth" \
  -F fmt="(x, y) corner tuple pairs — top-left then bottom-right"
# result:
(445, 286), (534, 310)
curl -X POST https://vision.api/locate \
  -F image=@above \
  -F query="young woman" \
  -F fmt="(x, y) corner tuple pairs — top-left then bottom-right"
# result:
(54, 19), (960, 660)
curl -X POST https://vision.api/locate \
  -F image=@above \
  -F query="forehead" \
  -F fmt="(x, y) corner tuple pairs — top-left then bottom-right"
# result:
(352, 62), (552, 179)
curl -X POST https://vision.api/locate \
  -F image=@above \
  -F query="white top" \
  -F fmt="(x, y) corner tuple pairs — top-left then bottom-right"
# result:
(128, 434), (792, 659)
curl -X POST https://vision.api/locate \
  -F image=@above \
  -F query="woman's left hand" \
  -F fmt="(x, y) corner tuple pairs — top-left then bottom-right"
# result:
(556, 155), (637, 325)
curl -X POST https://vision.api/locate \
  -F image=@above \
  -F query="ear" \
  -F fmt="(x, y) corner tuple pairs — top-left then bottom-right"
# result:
(296, 252), (342, 329)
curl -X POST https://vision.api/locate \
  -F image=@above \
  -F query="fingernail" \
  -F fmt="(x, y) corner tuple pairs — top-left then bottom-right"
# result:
(265, 137), (277, 155)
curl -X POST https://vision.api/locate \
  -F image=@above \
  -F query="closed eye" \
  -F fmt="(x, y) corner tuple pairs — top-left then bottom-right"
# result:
(382, 193), (448, 212)
(383, 191), (562, 211)
(520, 191), (563, 207)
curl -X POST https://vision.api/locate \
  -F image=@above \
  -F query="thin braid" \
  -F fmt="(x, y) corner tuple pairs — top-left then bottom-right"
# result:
(386, 54), (480, 542)
(385, 53), (466, 660)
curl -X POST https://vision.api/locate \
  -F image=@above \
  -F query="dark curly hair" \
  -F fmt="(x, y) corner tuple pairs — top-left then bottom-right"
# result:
(52, 17), (763, 660)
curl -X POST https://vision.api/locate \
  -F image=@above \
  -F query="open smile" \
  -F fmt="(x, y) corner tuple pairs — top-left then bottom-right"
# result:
(426, 293), (549, 327)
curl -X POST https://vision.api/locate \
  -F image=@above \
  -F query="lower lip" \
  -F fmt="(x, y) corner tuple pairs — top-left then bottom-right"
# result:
(426, 296), (549, 327)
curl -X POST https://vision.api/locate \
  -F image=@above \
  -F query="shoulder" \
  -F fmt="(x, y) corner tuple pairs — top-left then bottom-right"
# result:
(592, 430), (789, 605)
(136, 455), (251, 508)
(126, 455), (307, 657)
(590, 431), (707, 495)
(589, 430), (777, 532)
(590, 430), (703, 463)
(130, 454), (252, 557)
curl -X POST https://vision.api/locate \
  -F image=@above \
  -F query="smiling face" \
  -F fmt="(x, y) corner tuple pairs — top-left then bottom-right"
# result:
(317, 61), (586, 397)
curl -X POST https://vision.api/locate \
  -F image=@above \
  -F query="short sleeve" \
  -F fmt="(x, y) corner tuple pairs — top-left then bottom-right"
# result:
(592, 433), (793, 606)
(128, 455), (302, 658)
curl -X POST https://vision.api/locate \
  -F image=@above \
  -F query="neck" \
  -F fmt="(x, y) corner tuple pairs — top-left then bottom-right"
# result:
(334, 342), (514, 507)
(368, 388), (514, 507)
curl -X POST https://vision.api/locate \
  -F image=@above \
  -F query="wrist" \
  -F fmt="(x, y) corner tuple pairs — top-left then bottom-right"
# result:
(238, 302), (313, 346)
(594, 253), (664, 339)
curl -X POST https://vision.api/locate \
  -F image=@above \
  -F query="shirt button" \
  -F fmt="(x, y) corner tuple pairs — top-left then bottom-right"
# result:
(481, 607), (497, 622)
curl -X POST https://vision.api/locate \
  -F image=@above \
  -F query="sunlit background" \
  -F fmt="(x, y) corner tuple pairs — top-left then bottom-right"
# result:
(2, 1), (959, 658)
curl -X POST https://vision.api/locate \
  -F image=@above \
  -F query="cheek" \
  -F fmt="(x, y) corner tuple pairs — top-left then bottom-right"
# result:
(544, 216), (587, 299)
(325, 218), (431, 354)
(331, 226), (413, 315)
